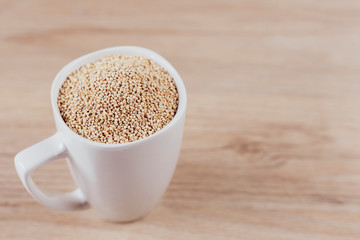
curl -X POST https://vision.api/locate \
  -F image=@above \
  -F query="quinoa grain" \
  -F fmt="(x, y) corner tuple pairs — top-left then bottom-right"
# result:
(57, 55), (179, 144)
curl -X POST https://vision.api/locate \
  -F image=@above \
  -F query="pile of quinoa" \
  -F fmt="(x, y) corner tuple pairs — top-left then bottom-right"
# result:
(57, 55), (179, 144)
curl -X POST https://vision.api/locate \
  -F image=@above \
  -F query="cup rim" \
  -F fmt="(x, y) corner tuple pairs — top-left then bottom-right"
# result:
(51, 46), (187, 148)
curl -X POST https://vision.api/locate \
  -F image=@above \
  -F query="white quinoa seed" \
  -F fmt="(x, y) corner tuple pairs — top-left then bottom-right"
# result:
(57, 55), (179, 144)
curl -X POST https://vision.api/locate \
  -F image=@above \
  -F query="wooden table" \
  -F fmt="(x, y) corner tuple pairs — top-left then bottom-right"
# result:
(2, 0), (360, 239)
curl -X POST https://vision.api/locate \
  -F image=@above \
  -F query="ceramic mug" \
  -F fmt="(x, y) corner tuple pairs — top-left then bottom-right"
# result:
(14, 46), (186, 222)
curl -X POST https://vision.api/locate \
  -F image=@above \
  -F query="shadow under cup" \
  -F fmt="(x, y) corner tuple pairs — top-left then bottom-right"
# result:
(15, 46), (187, 222)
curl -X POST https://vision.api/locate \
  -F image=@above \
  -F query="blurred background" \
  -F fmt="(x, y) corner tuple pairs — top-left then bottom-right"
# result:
(1, 0), (360, 239)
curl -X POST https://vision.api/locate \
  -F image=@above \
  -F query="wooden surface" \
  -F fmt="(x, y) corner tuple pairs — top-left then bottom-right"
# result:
(1, 0), (360, 239)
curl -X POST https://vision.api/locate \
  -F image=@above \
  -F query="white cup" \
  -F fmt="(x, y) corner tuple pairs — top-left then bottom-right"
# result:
(14, 46), (187, 222)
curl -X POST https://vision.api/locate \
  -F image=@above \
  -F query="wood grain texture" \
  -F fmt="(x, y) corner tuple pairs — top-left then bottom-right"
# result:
(1, 0), (360, 239)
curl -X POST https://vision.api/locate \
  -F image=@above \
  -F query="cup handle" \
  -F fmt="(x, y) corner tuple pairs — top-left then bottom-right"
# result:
(14, 133), (88, 210)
